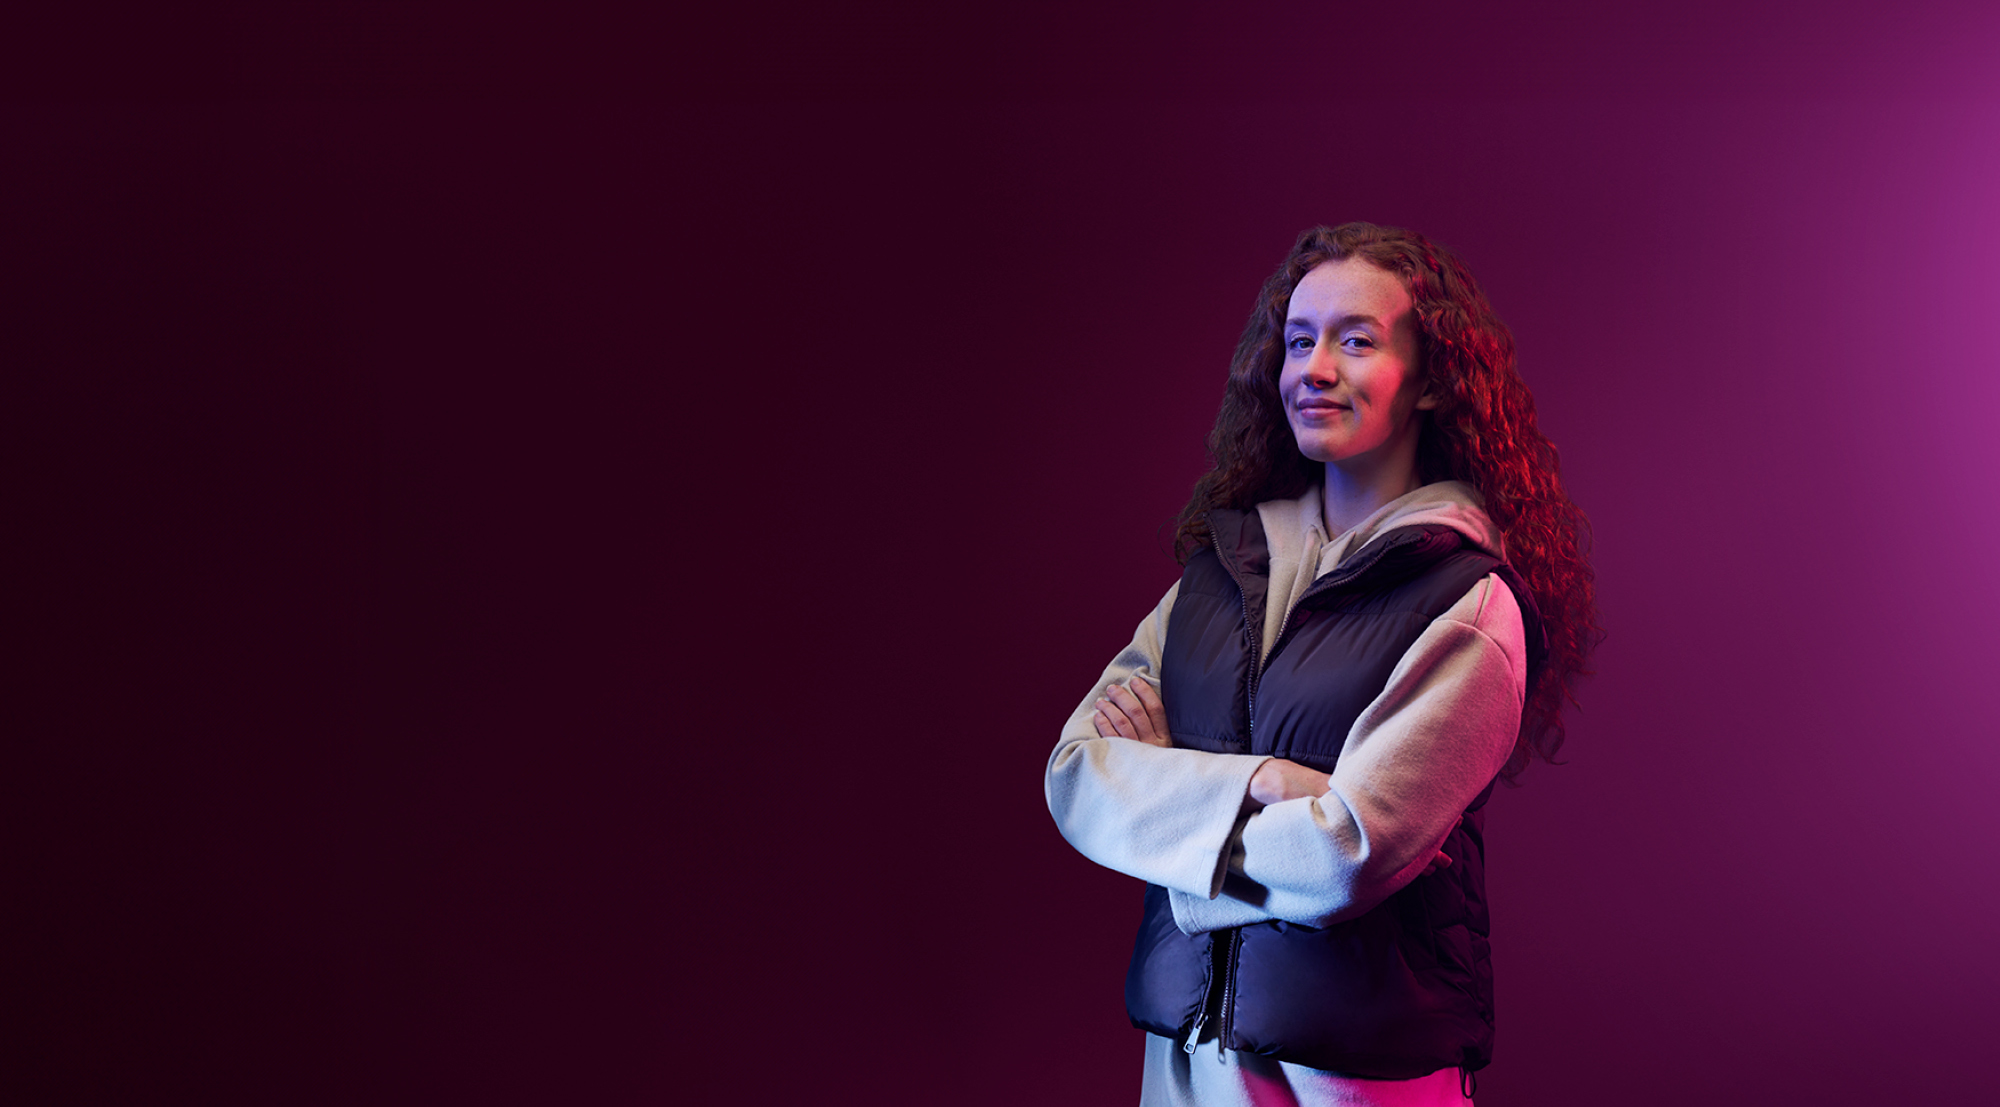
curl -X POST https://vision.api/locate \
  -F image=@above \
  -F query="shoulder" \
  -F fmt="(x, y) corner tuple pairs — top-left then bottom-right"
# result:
(1436, 572), (1528, 687)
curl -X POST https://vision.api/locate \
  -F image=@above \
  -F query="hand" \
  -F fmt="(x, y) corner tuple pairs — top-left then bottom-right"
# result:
(1247, 758), (1331, 806)
(1092, 678), (1173, 748)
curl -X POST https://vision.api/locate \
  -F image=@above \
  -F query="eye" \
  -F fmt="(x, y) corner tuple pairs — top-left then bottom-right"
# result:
(1340, 334), (1376, 351)
(1286, 334), (1314, 353)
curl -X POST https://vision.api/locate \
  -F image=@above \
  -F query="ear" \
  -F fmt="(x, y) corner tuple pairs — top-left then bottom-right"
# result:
(1415, 383), (1442, 412)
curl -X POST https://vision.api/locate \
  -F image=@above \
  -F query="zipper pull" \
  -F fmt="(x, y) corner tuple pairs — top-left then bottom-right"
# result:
(1183, 1010), (1207, 1055)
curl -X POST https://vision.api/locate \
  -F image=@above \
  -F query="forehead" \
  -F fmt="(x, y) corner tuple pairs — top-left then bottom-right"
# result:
(1286, 258), (1413, 323)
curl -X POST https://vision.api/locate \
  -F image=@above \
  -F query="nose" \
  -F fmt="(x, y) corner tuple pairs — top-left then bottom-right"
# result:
(1303, 344), (1339, 389)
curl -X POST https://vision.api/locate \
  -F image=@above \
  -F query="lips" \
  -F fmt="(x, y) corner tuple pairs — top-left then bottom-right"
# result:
(1295, 398), (1350, 413)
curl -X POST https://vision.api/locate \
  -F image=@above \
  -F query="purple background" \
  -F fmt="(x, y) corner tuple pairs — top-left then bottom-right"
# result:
(8, 5), (1999, 1105)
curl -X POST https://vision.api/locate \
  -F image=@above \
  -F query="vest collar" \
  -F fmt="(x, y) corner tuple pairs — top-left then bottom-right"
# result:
(1206, 506), (1467, 594)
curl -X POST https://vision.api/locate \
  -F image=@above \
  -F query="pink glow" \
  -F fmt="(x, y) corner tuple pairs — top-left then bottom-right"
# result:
(10, 4), (1999, 1104)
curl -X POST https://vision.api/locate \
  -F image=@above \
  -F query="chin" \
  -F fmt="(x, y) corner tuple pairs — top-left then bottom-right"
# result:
(1291, 435), (1344, 465)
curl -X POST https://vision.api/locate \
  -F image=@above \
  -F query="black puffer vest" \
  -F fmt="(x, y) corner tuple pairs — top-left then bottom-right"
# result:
(1125, 508), (1546, 1078)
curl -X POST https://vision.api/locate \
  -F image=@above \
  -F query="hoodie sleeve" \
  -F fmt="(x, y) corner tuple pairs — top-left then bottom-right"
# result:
(1044, 581), (1274, 898)
(1168, 573), (1528, 934)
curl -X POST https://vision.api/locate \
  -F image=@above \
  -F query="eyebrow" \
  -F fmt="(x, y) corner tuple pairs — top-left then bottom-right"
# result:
(1286, 313), (1385, 331)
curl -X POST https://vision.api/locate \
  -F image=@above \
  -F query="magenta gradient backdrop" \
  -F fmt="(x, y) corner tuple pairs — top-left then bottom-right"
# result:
(8, 6), (2000, 1106)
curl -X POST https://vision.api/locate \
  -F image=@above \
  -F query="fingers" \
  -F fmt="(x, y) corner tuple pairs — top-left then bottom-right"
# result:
(1102, 684), (1144, 726)
(1093, 696), (1139, 740)
(1104, 683), (1168, 747)
(1128, 677), (1170, 736)
(1092, 678), (1174, 747)
(1095, 681), (1174, 747)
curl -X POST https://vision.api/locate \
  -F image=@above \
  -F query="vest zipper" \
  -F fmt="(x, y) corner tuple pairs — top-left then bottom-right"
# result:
(1199, 521), (1420, 1064)
(1183, 926), (1242, 1058)
(1203, 520), (1424, 1061)
(1217, 927), (1241, 1057)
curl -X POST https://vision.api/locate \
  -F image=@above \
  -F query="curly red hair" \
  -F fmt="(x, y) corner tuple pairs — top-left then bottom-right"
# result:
(1174, 222), (1600, 779)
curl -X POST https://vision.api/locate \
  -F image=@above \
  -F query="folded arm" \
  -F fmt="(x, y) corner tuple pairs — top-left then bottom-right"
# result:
(1043, 581), (1272, 898)
(1170, 574), (1528, 933)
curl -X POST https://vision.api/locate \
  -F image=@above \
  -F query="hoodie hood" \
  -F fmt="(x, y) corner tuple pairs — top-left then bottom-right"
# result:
(1250, 481), (1501, 663)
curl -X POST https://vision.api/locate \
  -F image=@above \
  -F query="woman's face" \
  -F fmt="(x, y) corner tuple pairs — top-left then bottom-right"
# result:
(1277, 257), (1436, 473)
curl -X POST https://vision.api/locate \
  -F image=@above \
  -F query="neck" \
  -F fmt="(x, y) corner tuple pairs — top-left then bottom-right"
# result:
(1320, 451), (1424, 537)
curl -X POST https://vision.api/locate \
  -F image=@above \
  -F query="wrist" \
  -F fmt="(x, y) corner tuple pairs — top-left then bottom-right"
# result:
(1248, 758), (1330, 806)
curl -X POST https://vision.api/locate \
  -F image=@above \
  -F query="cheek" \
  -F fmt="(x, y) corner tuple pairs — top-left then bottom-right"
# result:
(1276, 369), (1306, 412)
(1381, 365), (1425, 414)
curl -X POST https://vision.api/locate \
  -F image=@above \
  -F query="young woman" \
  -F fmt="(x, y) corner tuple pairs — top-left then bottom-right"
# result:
(1045, 223), (1598, 1106)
